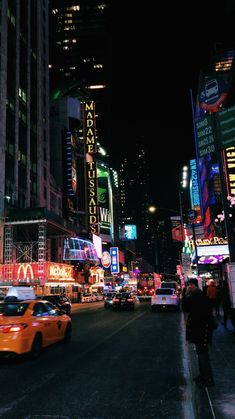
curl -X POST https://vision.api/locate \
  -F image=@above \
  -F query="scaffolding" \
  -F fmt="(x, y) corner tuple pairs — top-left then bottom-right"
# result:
(2, 209), (79, 283)
(38, 223), (46, 282)
(4, 225), (13, 280)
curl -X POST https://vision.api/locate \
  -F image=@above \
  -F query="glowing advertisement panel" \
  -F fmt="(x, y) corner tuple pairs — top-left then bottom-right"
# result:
(197, 153), (219, 237)
(195, 116), (215, 158)
(110, 247), (119, 274)
(120, 225), (137, 240)
(63, 238), (99, 262)
(217, 106), (235, 149)
(82, 101), (99, 235)
(97, 164), (111, 236)
(197, 244), (229, 257)
(92, 233), (102, 258)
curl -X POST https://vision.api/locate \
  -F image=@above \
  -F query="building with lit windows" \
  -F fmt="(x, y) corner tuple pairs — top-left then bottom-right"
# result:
(119, 140), (156, 271)
(0, 0), (50, 215)
(0, 0), (81, 292)
(49, 0), (111, 148)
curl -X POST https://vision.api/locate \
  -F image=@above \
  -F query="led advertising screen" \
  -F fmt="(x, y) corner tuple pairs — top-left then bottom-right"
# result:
(197, 244), (229, 257)
(92, 233), (102, 258)
(197, 153), (219, 237)
(120, 224), (137, 240)
(63, 238), (99, 262)
(97, 164), (112, 236)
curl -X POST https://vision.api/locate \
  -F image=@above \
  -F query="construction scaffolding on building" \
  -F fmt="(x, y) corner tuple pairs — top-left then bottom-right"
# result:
(1, 207), (80, 283)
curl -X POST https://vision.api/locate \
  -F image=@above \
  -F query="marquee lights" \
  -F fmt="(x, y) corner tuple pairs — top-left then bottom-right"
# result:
(83, 101), (99, 234)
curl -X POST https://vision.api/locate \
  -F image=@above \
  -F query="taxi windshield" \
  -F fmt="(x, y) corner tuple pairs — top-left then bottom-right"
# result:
(0, 302), (29, 316)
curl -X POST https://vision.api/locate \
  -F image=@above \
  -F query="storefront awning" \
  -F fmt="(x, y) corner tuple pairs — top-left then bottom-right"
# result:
(45, 282), (82, 287)
(90, 283), (104, 287)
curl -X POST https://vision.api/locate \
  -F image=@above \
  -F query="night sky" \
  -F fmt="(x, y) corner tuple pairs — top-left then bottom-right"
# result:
(109, 0), (235, 209)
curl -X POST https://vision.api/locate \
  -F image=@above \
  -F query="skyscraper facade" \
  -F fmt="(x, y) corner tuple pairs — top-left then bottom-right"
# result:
(0, 0), (50, 215)
(49, 0), (111, 148)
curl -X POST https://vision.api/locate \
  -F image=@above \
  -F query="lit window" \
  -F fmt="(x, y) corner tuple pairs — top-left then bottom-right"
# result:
(66, 5), (80, 11)
(98, 4), (107, 10)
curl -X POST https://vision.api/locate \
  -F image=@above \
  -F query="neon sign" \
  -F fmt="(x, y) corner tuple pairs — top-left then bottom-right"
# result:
(83, 101), (99, 234)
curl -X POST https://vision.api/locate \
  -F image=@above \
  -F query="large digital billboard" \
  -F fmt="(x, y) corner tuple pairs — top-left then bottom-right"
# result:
(197, 153), (219, 238)
(119, 224), (137, 240)
(97, 164), (112, 237)
(63, 238), (99, 262)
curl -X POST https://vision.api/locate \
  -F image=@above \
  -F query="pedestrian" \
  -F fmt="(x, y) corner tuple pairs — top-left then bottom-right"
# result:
(181, 277), (215, 388)
(220, 280), (231, 329)
(206, 279), (219, 316)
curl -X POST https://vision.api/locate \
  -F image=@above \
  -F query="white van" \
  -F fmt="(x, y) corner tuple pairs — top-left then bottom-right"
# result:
(5, 286), (36, 301)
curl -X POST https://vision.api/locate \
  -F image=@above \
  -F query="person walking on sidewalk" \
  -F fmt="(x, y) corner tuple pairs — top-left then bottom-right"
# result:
(182, 277), (215, 388)
(206, 279), (219, 317)
(220, 280), (231, 329)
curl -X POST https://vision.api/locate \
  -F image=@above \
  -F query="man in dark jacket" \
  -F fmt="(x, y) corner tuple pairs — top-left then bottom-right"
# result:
(182, 277), (215, 388)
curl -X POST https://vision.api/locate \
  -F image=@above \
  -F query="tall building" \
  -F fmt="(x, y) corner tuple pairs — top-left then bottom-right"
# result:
(0, 0), (50, 215)
(49, 0), (111, 149)
(119, 140), (155, 270)
(0, 1), (80, 291)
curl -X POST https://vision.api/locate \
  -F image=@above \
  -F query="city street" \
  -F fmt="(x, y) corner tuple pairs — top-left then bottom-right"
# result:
(0, 302), (195, 419)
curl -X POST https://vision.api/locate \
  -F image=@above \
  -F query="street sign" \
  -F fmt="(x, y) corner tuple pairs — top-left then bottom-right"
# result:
(110, 247), (119, 274)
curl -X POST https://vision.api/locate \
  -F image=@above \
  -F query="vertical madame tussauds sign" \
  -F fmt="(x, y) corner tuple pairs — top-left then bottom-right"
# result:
(83, 101), (99, 235)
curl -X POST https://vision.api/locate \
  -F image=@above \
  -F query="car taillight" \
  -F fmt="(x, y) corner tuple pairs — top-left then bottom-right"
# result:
(127, 298), (134, 302)
(113, 298), (119, 302)
(0, 323), (28, 333)
(170, 295), (177, 299)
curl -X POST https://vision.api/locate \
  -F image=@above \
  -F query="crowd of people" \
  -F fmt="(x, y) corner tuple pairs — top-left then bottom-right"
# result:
(181, 276), (235, 389)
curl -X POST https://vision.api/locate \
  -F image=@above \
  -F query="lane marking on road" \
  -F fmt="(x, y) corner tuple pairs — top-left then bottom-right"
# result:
(77, 311), (146, 357)
(0, 313), (145, 417)
(0, 373), (56, 417)
(180, 313), (196, 419)
(205, 387), (217, 419)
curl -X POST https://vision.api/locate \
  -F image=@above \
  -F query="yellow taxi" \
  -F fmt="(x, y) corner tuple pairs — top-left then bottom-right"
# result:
(0, 287), (72, 358)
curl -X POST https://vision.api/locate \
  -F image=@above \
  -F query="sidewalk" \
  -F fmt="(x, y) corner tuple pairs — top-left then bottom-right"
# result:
(187, 314), (235, 419)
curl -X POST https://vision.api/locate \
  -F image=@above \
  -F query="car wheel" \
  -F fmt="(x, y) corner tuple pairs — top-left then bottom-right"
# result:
(30, 333), (42, 359)
(63, 323), (72, 344)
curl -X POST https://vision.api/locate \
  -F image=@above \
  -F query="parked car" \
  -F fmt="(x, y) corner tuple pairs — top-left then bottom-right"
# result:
(104, 292), (115, 308)
(112, 292), (135, 311)
(0, 290), (72, 359)
(151, 288), (180, 312)
(40, 294), (72, 315)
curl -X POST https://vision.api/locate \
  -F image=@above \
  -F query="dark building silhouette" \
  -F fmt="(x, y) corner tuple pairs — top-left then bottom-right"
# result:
(118, 139), (173, 272)
(49, 0), (111, 149)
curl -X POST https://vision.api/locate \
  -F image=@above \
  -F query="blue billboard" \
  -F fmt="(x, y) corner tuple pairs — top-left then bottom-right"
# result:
(120, 224), (137, 240)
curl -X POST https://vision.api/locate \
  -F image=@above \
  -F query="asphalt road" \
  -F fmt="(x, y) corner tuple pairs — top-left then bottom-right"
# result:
(0, 302), (195, 419)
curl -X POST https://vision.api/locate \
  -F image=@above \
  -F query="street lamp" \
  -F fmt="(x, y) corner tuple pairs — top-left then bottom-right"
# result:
(148, 205), (180, 214)
(148, 201), (185, 242)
